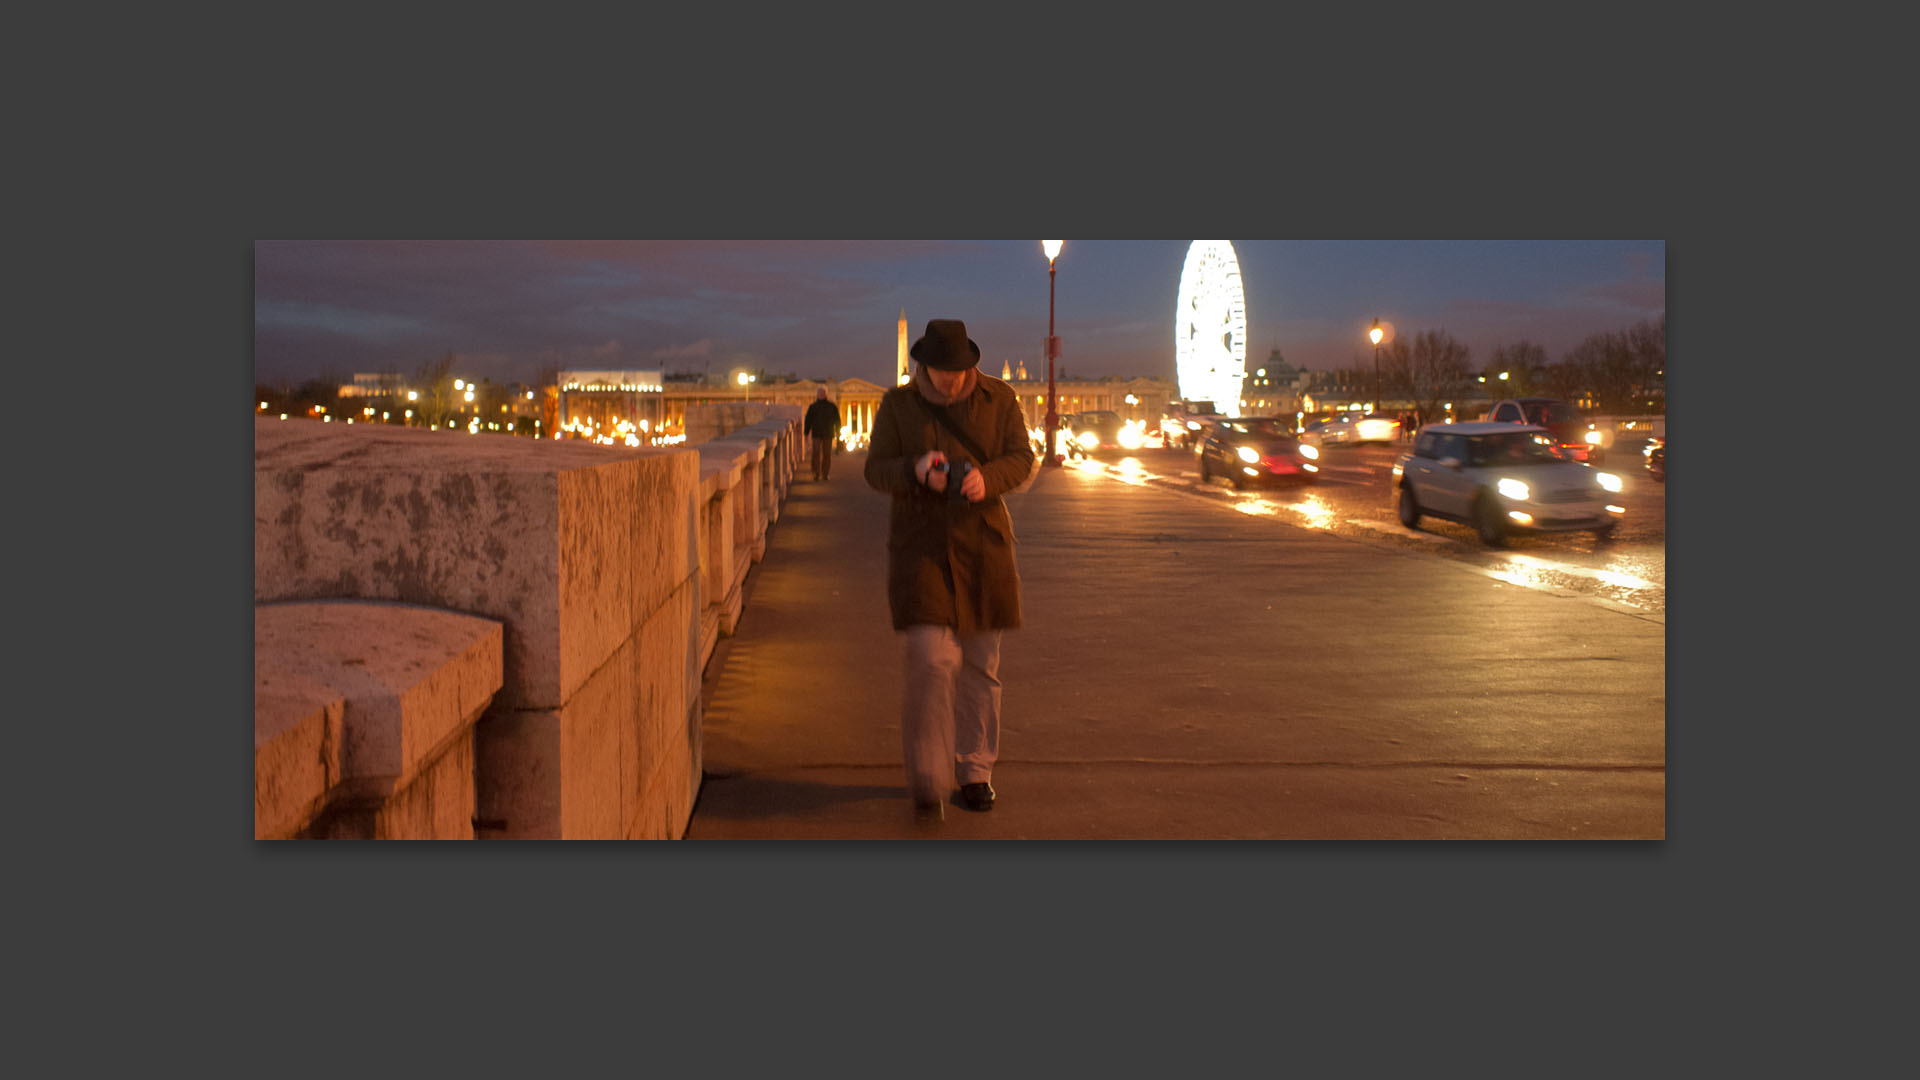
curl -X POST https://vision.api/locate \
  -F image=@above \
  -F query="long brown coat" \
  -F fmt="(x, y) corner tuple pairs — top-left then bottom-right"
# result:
(865, 373), (1035, 633)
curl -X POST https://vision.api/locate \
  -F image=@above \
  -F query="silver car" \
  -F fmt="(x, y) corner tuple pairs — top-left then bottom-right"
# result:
(1305, 413), (1401, 446)
(1392, 422), (1625, 546)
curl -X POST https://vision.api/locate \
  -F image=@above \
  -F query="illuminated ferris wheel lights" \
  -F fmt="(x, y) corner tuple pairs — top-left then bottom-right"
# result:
(1174, 240), (1248, 417)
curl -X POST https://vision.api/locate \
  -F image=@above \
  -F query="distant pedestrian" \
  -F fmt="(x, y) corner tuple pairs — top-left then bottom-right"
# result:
(865, 319), (1035, 826)
(804, 387), (841, 481)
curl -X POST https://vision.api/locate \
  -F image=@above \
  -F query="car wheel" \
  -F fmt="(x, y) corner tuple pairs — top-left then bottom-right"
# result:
(1230, 470), (1245, 491)
(1473, 494), (1507, 548)
(1593, 521), (1617, 543)
(1398, 483), (1421, 529)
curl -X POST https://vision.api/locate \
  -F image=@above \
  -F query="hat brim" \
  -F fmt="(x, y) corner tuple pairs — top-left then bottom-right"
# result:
(909, 336), (982, 371)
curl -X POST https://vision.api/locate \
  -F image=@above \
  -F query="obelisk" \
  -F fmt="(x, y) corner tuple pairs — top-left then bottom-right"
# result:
(897, 308), (910, 385)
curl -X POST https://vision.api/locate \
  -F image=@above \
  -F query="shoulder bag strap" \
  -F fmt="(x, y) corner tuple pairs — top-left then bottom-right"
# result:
(924, 400), (993, 464)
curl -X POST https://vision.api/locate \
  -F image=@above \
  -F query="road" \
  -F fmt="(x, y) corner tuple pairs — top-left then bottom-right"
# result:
(1069, 438), (1666, 619)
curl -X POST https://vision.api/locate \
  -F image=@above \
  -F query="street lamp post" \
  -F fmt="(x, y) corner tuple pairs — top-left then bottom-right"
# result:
(1369, 319), (1384, 413)
(738, 371), (755, 402)
(1042, 240), (1063, 466)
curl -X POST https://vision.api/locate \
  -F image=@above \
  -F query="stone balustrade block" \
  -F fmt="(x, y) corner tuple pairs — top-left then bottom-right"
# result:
(254, 672), (343, 840)
(254, 598), (503, 839)
(255, 418), (697, 711)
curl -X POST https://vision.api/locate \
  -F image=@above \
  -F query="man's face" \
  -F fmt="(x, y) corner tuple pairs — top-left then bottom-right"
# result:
(925, 366), (968, 397)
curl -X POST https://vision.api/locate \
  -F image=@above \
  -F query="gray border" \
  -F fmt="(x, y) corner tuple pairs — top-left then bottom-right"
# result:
(62, 17), (1819, 1059)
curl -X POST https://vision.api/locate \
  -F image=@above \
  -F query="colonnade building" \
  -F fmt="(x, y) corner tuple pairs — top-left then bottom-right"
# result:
(551, 368), (1179, 447)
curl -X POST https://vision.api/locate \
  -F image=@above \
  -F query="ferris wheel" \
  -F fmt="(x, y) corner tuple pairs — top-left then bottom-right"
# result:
(1174, 240), (1247, 417)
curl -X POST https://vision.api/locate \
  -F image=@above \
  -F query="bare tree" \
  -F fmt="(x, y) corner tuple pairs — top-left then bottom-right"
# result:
(1625, 314), (1665, 411)
(1535, 359), (1590, 404)
(413, 351), (456, 428)
(1562, 328), (1656, 414)
(1385, 329), (1473, 425)
(1486, 340), (1549, 396)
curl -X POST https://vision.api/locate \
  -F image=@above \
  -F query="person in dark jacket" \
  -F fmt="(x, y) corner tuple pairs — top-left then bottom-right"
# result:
(865, 319), (1035, 825)
(804, 387), (842, 481)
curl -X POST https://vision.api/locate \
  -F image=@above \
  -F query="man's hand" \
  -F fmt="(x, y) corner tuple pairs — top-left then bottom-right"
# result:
(916, 450), (948, 491)
(960, 466), (986, 502)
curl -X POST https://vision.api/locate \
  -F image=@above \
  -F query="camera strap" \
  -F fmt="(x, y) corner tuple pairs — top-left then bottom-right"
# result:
(924, 400), (991, 466)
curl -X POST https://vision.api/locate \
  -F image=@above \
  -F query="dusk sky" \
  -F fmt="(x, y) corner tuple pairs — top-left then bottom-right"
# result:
(253, 239), (1665, 389)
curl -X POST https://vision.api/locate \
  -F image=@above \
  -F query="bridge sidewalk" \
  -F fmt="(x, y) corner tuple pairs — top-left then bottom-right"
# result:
(684, 451), (1665, 840)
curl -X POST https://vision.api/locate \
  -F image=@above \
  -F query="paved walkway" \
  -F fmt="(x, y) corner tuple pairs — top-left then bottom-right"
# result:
(685, 452), (1665, 840)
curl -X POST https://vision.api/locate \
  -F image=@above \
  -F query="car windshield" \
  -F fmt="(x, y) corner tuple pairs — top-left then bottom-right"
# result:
(1467, 431), (1565, 466)
(1226, 418), (1292, 440)
(1523, 402), (1576, 425)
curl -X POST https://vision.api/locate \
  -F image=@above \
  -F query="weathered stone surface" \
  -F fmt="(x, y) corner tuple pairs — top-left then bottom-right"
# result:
(697, 451), (745, 618)
(304, 731), (475, 840)
(255, 417), (696, 710)
(629, 450), (701, 645)
(255, 416), (789, 840)
(476, 636), (631, 839)
(629, 581), (698, 825)
(254, 600), (502, 797)
(629, 723), (694, 840)
(254, 672), (343, 840)
(684, 403), (802, 446)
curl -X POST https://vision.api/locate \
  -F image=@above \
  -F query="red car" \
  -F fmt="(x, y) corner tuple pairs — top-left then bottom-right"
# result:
(1485, 397), (1603, 463)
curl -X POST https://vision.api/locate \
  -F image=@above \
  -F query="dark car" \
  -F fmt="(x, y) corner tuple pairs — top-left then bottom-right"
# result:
(1067, 409), (1126, 455)
(1485, 397), (1602, 463)
(1644, 436), (1665, 482)
(1196, 417), (1321, 489)
(1161, 400), (1223, 449)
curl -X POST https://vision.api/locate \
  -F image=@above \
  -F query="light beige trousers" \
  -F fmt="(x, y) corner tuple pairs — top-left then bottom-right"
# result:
(901, 625), (1003, 801)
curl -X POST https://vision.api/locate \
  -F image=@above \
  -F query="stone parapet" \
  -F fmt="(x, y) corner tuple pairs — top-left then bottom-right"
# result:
(253, 414), (797, 838)
(254, 599), (503, 839)
(684, 402), (802, 447)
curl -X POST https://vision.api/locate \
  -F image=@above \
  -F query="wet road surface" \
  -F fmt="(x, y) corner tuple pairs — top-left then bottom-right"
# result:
(1067, 440), (1665, 620)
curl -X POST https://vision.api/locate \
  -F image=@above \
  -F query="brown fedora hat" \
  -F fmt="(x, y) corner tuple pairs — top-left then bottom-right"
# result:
(909, 319), (981, 371)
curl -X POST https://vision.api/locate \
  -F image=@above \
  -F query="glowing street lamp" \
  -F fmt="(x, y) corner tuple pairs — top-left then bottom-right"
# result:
(1369, 319), (1384, 413)
(1042, 240), (1063, 467)
(738, 371), (756, 401)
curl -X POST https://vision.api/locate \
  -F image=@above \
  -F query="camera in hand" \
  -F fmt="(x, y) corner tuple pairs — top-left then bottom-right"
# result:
(945, 460), (974, 502)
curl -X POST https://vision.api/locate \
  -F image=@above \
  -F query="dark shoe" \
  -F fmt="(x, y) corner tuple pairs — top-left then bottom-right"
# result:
(959, 782), (995, 812)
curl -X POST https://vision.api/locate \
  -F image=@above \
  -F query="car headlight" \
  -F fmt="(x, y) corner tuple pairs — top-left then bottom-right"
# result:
(1496, 477), (1529, 501)
(1237, 445), (1259, 463)
(1299, 443), (1318, 460)
(1077, 431), (1099, 449)
(1596, 471), (1623, 493)
(1186, 421), (1200, 430)
(1584, 430), (1602, 444)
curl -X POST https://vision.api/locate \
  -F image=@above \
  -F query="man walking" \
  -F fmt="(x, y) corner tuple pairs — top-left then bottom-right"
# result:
(804, 386), (841, 481)
(865, 319), (1035, 825)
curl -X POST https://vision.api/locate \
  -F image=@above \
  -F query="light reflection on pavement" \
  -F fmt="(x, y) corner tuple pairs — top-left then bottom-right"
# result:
(1063, 452), (1664, 617)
